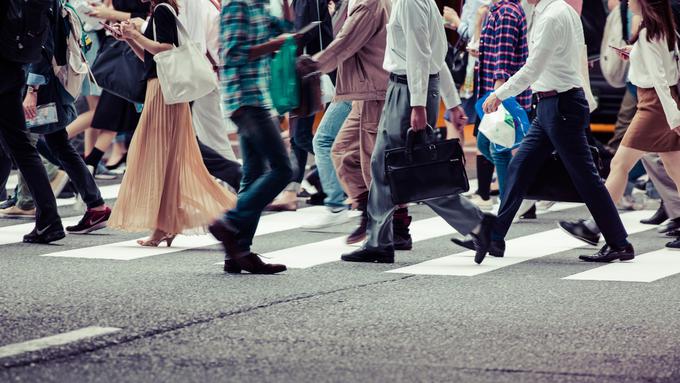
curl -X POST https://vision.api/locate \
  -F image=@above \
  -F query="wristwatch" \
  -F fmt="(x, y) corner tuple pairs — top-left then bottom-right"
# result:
(27, 86), (39, 94)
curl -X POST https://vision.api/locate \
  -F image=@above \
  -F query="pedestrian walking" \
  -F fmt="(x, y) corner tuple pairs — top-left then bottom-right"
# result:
(341, 0), (495, 265)
(108, 0), (236, 246)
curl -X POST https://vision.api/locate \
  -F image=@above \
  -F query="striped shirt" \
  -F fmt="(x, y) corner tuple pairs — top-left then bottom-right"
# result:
(220, 0), (290, 117)
(477, 0), (531, 110)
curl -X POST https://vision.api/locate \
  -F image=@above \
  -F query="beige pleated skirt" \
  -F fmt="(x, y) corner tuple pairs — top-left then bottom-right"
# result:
(108, 79), (236, 234)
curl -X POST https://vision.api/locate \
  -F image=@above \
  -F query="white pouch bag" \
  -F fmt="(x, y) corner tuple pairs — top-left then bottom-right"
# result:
(478, 104), (516, 148)
(152, 3), (216, 105)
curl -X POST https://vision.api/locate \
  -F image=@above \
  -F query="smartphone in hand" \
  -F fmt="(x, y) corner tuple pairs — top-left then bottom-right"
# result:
(100, 21), (121, 37)
(609, 45), (630, 57)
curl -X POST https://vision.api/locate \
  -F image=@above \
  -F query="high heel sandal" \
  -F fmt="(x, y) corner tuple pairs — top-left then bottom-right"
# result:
(137, 234), (176, 247)
(105, 152), (127, 171)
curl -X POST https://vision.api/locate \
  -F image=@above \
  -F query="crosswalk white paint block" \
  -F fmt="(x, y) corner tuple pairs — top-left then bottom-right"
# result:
(40, 206), (328, 260)
(387, 210), (656, 277)
(0, 218), (81, 247)
(56, 184), (121, 207)
(0, 326), (120, 359)
(260, 202), (581, 269)
(563, 248), (680, 282)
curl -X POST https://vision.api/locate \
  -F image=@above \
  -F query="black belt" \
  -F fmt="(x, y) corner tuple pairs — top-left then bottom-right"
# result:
(389, 73), (439, 85)
(535, 87), (582, 102)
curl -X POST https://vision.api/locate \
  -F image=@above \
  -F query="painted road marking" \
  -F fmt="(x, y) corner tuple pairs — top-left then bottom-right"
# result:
(0, 326), (121, 359)
(564, 248), (680, 282)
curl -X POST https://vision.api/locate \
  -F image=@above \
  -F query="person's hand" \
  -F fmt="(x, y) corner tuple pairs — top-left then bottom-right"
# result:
(23, 91), (38, 120)
(618, 45), (632, 61)
(86, 5), (114, 20)
(467, 47), (479, 58)
(129, 17), (145, 32)
(673, 126), (680, 137)
(328, 0), (336, 16)
(410, 106), (428, 131)
(483, 93), (502, 114)
(448, 105), (468, 129)
(443, 6), (460, 29)
(296, 55), (319, 78)
(119, 21), (140, 41)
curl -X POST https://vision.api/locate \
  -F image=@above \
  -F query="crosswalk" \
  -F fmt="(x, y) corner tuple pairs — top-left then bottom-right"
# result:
(1, 179), (678, 283)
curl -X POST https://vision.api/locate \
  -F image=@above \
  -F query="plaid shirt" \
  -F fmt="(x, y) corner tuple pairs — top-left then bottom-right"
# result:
(477, 0), (531, 110)
(220, 0), (290, 117)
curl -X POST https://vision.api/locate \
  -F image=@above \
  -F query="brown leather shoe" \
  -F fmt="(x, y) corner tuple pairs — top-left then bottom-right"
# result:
(235, 253), (287, 274)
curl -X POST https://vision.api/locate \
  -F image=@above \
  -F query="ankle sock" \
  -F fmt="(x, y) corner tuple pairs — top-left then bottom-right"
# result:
(85, 148), (105, 169)
(476, 155), (494, 200)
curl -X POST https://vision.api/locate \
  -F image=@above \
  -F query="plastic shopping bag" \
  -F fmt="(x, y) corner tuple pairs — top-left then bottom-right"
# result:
(270, 36), (300, 114)
(475, 92), (531, 152)
(320, 73), (335, 104)
(478, 104), (516, 148)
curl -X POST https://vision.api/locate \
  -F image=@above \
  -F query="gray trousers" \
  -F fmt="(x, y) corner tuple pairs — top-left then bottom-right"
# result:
(641, 153), (680, 220)
(365, 76), (484, 250)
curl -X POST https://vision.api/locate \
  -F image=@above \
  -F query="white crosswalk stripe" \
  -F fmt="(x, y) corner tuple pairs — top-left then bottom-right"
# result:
(563, 248), (680, 282)
(386, 210), (656, 277)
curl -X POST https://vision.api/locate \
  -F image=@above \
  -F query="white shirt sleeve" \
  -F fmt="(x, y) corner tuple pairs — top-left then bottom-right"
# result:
(495, 16), (559, 101)
(401, 1), (432, 107)
(639, 36), (680, 129)
(439, 65), (462, 109)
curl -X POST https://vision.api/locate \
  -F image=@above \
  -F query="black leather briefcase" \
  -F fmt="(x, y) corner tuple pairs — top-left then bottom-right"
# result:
(525, 146), (604, 203)
(385, 128), (470, 205)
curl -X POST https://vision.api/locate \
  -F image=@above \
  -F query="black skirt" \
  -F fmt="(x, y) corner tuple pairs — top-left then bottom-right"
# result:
(91, 89), (141, 132)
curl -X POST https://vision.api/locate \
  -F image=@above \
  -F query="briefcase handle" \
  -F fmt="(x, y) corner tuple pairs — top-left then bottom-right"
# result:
(405, 125), (437, 163)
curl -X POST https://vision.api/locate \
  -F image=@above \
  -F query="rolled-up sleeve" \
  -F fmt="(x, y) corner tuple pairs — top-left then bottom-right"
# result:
(402, 1), (432, 107)
(221, 1), (252, 67)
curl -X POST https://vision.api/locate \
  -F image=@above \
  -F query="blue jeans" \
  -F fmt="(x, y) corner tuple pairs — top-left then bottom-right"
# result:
(226, 106), (293, 252)
(312, 101), (352, 208)
(492, 89), (629, 248)
(476, 132), (512, 203)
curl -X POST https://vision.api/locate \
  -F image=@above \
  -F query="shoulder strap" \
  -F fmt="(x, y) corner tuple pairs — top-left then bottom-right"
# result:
(152, 3), (191, 46)
(316, 0), (323, 50)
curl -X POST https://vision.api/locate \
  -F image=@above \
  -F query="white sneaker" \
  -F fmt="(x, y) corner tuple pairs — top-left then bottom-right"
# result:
(302, 208), (351, 230)
(50, 170), (70, 197)
(536, 200), (556, 211)
(466, 194), (494, 210)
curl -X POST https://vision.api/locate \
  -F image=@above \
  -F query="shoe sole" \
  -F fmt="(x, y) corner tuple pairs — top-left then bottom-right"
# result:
(23, 231), (66, 244)
(557, 223), (600, 246)
(579, 254), (635, 262)
(340, 256), (394, 264)
(66, 221), (108, 235)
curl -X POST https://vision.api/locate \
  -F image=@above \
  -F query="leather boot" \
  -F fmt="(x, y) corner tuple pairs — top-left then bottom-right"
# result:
(640, 202), (668, 225)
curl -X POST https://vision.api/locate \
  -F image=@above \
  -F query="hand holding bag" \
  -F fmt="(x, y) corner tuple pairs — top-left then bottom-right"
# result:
(152, 3), (216, 105)
(475, 92), (531, 152)
(385, 126), (470, 205)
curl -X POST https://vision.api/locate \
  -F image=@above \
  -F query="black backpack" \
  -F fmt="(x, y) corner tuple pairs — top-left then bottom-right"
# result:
(0, 0), (56, 64)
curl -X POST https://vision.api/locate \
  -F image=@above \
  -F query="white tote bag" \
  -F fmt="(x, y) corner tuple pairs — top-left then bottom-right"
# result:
(152, 4), (217, 105)
(478, 104), (516, 148)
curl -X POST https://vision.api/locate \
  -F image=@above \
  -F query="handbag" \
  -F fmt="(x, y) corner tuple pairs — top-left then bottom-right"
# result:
(385, 126), (470, 205)
(525, 146), (604, 203)
(315, 0), (335, 104)
(91, 38), (147, 104)
(599, 4), (629, 88)
(152, 3), (217, 105)
(446, 36), (469, 89)
(271, 36), (301, 114)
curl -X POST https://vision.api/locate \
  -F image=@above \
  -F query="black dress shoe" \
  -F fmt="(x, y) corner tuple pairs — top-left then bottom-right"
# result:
(558, 220), (601, 246)
(666, 238), (680, 250)
(519, 204), (537, 220)
(228, 253), (286, 274)
(470, 213), (496, 265)
(640, 203), (668, 225)
(658, 219), (680, 234)
(451, 237), (505, 257)
(666, 229), (680, 238)
(341, 247), (395, 263)
(579, 243), (635, 262)
(23, 221), (65, 244)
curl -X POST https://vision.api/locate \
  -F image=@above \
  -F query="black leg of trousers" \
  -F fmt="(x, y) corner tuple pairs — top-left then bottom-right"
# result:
(545, 92), (628, 248)
(0, 59), (60, 227)
(198, 138), (242, 190)
(44, 129), (104, 209)
(0, 144), (13, 199)
(289, 115), (315, 184)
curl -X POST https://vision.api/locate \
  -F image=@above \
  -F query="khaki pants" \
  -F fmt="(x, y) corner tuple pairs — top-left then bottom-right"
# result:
(331, 100), (383, 201)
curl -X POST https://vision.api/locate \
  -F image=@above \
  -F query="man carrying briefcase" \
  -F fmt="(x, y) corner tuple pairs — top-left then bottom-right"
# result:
(340, 0), (497, 265)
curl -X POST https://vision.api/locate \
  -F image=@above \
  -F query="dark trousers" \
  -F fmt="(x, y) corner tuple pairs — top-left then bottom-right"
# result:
(198, 137), (242, 190)
(0, 147), (12, 200)
(0, 57), (60, 227)
(225, 106), (292, 254)
(493, 89), (628, 248)
(289, 114), (315, 186)
(43, 129), (104, 209)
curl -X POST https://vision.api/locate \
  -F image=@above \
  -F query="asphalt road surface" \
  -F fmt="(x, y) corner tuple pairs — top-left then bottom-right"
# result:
(1, 175), (679, 383)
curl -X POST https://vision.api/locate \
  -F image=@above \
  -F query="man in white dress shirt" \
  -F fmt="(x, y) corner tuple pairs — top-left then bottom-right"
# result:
(481, 0), (634, 263)
(341, 0), (496, 264)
